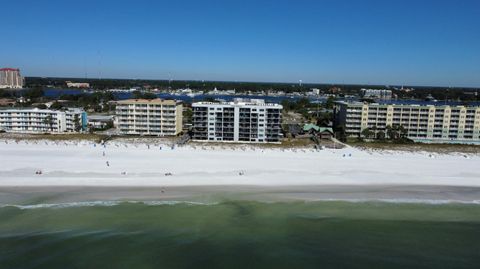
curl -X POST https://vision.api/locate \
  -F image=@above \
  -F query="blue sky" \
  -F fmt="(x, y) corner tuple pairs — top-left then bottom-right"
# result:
(1, 0), (479, 87)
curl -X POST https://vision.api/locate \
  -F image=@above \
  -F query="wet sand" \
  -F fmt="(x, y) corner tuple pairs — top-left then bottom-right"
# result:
(1, 185), (480, 205)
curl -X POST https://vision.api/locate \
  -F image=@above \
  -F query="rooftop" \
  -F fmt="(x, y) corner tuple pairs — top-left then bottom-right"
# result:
(193, 98), (282, 108)
(0, 68), (20, 72)
(335, 100), (480, 108)
(116, 98), (180, 105)
(0, 107), (84, 113)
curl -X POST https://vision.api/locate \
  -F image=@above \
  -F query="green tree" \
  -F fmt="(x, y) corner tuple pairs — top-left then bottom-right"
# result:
(50, 102), (63, 110)
(23, 88), (44, 99)
(361, 128), (374, 139)
(334, 125), (347, 142)
(74, 114), (82, 132)
(183, 108), (193, 125)
(376, 130), (386, 140)
(324, 96), (335, 109)
(43, 115), (55, 132)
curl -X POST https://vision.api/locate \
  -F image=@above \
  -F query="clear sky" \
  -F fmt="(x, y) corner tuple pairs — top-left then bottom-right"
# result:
(1, 0), (479, 87)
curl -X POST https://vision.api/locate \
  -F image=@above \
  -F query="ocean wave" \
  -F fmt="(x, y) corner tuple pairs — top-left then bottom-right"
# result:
(306, 198), (480, 205)
(0, 200), (218, 210)
(1, 198), (480, 210)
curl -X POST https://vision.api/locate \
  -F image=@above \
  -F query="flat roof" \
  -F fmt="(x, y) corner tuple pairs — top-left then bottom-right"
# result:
(193, 99), (282, 108)
(335, 100), (480, 108)
(116, 98), (180, 105)
(0, 107), (84, 113)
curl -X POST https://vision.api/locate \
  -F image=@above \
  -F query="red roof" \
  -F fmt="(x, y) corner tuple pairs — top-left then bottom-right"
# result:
(0, 68), (20, 71)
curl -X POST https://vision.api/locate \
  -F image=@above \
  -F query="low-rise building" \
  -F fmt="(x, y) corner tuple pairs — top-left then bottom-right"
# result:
(0, 108), (87, 133)
(87, 115), (114, 130)
(192, 98), (283, 143)
(360, 88), (392, 100)
(66, 81), (90, 88)
(115, 98), (183, 136)
(334, 101), (480, 143)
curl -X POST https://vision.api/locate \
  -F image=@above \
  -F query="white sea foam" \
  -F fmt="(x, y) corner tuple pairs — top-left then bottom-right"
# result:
(307, 198), (480, 205)
(0, 200), (218, 210)
(1, 198), (479, 210)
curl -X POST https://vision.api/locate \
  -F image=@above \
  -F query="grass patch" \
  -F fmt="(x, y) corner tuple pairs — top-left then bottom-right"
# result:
(348, 139), (480, 154)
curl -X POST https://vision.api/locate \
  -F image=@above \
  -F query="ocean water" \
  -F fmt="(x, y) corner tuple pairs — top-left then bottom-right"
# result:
(0, 200), (479, 269)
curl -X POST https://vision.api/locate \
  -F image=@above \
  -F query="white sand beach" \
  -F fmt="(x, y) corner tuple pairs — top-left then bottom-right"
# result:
(0, 139), (479, 187)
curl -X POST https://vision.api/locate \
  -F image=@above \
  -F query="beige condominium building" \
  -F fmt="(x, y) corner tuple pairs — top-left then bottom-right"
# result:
(334, 101), (480, 143)
(115, 98), (183, 136)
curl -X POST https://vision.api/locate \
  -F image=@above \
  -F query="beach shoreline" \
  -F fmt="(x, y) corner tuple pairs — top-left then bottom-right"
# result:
(1, 138), (480, 204)
(1, 185), (480, 206)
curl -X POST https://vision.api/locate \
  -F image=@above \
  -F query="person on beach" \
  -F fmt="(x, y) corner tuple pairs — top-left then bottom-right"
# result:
(106, 161), (110, 167)
(103, 151), (105, 157)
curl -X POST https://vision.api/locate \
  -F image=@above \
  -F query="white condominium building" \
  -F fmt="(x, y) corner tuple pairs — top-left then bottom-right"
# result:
(116, 98), (183, 136)
(334, 101), (480, 143)
(0, 68), (24, 89)
(192, 99), (283, 143)
(0, 108), (87, 133)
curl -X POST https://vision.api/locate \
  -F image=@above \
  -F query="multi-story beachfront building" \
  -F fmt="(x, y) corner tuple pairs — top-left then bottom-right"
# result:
(0, 68), (24, 89)
(115, 98), (183, 136)
(0, 108), (87, 133)
(192, 99), (283, 143)
(334, 101), (480, 143)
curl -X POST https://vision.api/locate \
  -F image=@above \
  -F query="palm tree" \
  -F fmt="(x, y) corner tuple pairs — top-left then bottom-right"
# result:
(74, 114), (81, 132)
(376, 130), (386, 140)
(361, 128), (374, 139)
(43, 115), (54, 132)
(398, 125), (408, 138)
(386, 125), (397, 140)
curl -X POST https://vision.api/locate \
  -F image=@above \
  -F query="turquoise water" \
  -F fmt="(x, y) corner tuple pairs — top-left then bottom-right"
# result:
(1, 200), (479, 268)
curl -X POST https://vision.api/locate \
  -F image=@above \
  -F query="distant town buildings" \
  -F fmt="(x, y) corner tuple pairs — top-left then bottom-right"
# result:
(66, 81), (90, 88)
(360, 88), (392, 100)
(334, 101), (480, 143)
(0, 68), (24, 89)
(192, 98), (283, 143)
(0, 108), (87, 133)
(311, 88), (320, 95)
(115, 98), (183, 136)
